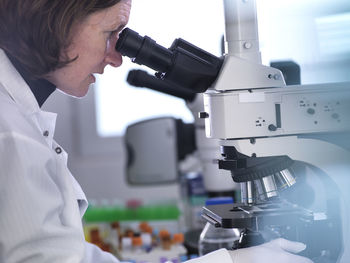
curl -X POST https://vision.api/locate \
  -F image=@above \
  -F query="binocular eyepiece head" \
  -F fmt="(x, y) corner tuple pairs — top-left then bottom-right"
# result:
(115, 28), (223, 93)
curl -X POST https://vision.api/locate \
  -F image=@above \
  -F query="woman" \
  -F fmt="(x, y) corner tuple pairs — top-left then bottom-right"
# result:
(0, 0), (312, 262)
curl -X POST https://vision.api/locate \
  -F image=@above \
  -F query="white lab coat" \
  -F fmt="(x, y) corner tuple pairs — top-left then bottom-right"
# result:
(0, 49), (233, 263)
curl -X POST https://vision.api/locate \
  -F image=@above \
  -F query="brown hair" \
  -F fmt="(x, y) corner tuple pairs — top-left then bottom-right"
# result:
(0, 0), (121, 78)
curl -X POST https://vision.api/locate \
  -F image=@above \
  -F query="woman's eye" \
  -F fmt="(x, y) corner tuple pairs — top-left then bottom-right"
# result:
(106, 30), (116, 40)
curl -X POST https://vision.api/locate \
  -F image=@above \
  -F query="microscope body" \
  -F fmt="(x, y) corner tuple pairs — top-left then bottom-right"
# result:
(201, 61), (350, 260)
(200, 1), (350, 261)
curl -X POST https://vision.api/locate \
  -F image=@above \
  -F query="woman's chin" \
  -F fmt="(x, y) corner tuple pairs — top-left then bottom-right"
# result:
(56, 83), (91, 98)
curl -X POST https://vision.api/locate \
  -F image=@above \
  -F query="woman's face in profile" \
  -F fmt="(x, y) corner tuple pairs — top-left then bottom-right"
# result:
(47, 0), (131, 97)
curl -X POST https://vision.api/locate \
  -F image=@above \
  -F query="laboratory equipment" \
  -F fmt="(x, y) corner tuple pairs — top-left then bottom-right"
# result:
(125, 117), (195, 184)
(198, 197), (241, 256)
(115, 0), (350, 261)
(199, 221), (240, 256)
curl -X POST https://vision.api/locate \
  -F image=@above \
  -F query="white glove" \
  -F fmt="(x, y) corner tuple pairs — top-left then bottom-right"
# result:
(228, 238), (314, 263)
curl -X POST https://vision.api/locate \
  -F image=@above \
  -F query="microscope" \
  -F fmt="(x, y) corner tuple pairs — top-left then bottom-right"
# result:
(115, 0), (350, 261)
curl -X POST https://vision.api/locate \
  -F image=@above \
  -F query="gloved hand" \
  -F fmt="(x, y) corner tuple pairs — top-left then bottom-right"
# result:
(228, 238), (314, 263)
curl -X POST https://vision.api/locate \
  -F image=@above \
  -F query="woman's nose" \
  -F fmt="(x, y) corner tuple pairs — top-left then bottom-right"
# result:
(104, 38), (123, 67)
(104, 49), (123, 67)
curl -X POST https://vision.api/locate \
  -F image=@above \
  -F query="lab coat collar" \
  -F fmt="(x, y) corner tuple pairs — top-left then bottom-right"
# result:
(5, 51), (56, 108)
(0, 49), (41, 115)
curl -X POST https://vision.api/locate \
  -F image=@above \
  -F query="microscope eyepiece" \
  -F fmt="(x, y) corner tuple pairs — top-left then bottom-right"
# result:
(115, 28), (143, 58)
(116, 28), (223, 93)
(116, 28), (173, 72)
